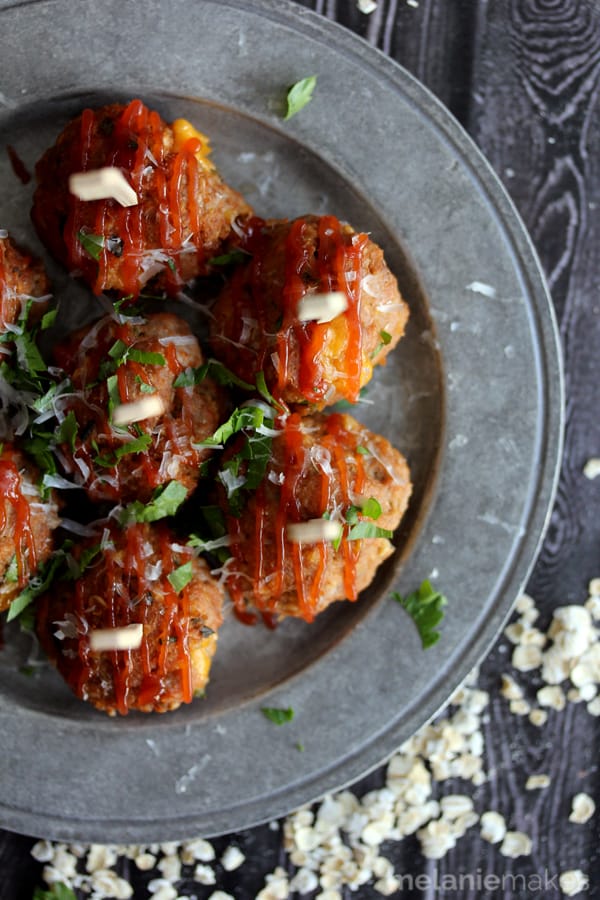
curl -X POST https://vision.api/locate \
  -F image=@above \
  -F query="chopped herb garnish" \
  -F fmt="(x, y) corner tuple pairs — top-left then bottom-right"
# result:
(261, 706), (295, 725)
(284, 75), (317, 120)
(128, 349), (166, 367)
(361, 497), (382, 520)
(167, 257), (177, 273)
(119, 480), (188, 525)
(6, 550), (67, 622)
(135, 376), (156, 394)
(55, 410), (78, 452)
(41, 308), (57, 330)
(356, 444), (370, 456)
(167, 561), (194, 593)
(108, 339), (128, 360)
(347, 521), (393, 541)
(370, 329), (393, 360)
(174, 359), (253, 391)
(77, 230), (104, 262)
(4, 555), (18, 584)
(208, 249), (251, 267)
(33, 883), (78, 900)
(392, 579), (448, 649)
(94, 432), (152, 467)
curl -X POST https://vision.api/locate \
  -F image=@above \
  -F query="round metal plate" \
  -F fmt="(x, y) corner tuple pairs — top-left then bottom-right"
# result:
(0, 0), (562, 841)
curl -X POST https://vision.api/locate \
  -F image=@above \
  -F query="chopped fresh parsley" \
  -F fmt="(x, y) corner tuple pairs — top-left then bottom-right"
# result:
(119, 480), (188, 525)
(77, 230), (104, 261)
(55, 410), (78, 452)
(208, 249), (251, 267)
(33, 883), (78, 900)
(6, 549), (69, 623)
(168, 561), (194, 593)
(370, 329), (393, 360)
(284, 75), (317, 120)
(261, 706), (295, 725)
(356, 444), (370, 456)
(41, 308), (57, 330)
(347, 521), (393, 541)
(4, 555), (18, 584)
(392, 579), (448, 649)
(94, 432), (152, 467)
(174, 359), (253, 391)
(128, 348), (166, 367)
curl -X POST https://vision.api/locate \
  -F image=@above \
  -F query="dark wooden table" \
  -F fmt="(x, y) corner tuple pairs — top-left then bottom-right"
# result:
(2, 1), (599, 897)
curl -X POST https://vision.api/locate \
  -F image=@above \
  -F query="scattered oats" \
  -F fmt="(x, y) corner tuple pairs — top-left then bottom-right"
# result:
(357, 0), (378, 12)
(587, 696), (600, 715)
(361, 814), (394, 846)
(509, 698), (531, 716)
(569, 793), (595, 824)
(529, 708), (548, 726)
(42, 866), (70, 888)
(158, 854), (181, 882)
(537, 685), (566, 710)
(193, 864), (216, 886)
(585, 595), (600, 619)
(289, 867), (319, 893)
(221, 845), (246, 871)
(588, 578), (600, 597)
(86, 845), (118, 873)
(525, 774), (551, 790)
(374, 875), (401, 895)
(480, 811), (506, 844)
(440, 794), (473, 819)
(51, 848), (78, 880)
(570, 662), (596, 688)
(92, 869), (134, 899)
(559, 870), (589, 896)
(417, 819), (456, 859)
(504, 622), (525, 644)
(135, 852), (157, 870)
(500, 674), (523, 700)
(181, 838), (215, 862)
(406, 0), (419, 6)
(499, 830), (532, 858)
(207, 893), (236, 900)
(159, 842), (180, 857)
(553, 605), (593, 632)
(31, 840), (55, 863)
(541, 646), (571, 684)
(512, 644), (543, 671)
(316, 891), (343, 900)
(583, 457), (600, 479)
(515, 593), (535, 613)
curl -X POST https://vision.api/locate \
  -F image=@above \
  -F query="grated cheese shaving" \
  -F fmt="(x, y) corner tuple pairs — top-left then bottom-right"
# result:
(69, 167), (138, 207)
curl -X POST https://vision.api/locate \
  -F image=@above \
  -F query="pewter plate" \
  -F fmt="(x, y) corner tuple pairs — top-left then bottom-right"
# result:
(0, 0), (562, 841)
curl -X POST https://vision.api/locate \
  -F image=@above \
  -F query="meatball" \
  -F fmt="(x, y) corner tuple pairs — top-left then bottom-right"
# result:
(0, 232), (50, 337)
(31, 99), (252, 297)
(220, 411), (411, 622)
(54, 312), (222, 504)
(210, 215), (409, 410)
(0, 444), (60, 613)
(36, 521), (224, 715)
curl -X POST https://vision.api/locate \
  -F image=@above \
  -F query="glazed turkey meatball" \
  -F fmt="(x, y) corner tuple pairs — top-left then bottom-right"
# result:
(36, 521), (224, 715)
(219, 411), (412, 622)
(0, 444), (60, 613)
(54, 312), (222, 504)
(0, 232), (50, 339)
(31, 99), (252, 297)
(210, 215), (409, 410)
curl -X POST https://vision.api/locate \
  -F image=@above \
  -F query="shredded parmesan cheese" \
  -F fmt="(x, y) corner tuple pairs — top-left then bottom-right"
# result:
(112, 395), (166, 426)
(286, 519), (343, 544)
(69, 167), (138, 207)
(89, 624), (144, 652)
(296, 291), (348, 324)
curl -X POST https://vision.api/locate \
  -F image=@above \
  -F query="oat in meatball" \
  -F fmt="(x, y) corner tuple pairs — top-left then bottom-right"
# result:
(36, 521), (224, 715)
(0, 444), (60, 613)
(210, 215), (409, 410)
(219, 411), (411, 622)
(54, 312), (222, 504)
(31, 99), (252, 297)
(0, 232), (50, 339)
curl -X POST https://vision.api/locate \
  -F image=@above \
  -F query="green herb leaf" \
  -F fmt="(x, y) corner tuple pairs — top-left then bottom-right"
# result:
(174, 359), (253, 391)
(208, 249), (251, 267)
(119, 480), (188, 525)
(55, 410), (79, 452)
(370, 329), (394, 360)
(347, 522), (393, 541)
(128, 349), (166, 367)
(392, 579), (448, 649)
(284, 75), (317, 120)
(356, 445), (370, 456)
(4, 555), (18, 584)
(6, 551), (68, 622)
(361, 497), (382, 520)
(108, 339), (128, 360)
(41, 308), (57, 330)
(167, 257), (177, 273)
(114, 433), (152, 459)
(77, 230), (105, 262)
(167, 561), (194, 593)
(33, 883), (78, 900)
(198, 404), (267, 449)
(261, 706), (294, 725)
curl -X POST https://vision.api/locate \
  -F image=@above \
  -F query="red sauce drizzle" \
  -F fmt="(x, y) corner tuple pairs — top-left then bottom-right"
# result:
(0, 448), (37, 586)
(62, 524), (194, 715)
(229, 412), (366, 624)
(60, 100), (208, 296)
